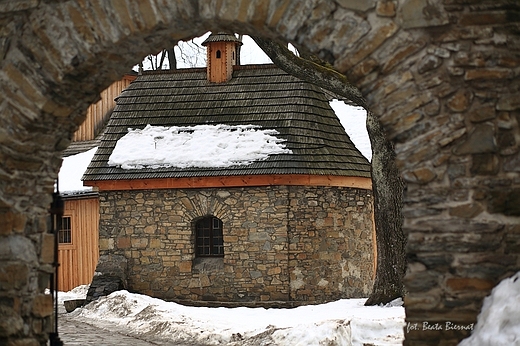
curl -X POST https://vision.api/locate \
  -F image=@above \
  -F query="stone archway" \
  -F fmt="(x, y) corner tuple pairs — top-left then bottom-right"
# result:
(0, 1), (519, 345)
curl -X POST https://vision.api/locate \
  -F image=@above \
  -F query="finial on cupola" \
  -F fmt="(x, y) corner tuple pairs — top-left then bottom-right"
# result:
(202, 32), (243, 83)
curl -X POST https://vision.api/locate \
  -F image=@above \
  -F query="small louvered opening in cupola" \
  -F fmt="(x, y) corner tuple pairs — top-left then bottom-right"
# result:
(202, 32), (243, 83)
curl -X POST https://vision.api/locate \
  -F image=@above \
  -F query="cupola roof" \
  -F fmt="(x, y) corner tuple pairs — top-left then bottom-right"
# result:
(201, 32), (243, 46)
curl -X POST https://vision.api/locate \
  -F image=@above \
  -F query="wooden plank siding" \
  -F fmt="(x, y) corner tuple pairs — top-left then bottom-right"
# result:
(72, 75), (135, 142)
(206, 41), (234, 83)
(58, 197), (99, 292)
(58, 74), (134, 290)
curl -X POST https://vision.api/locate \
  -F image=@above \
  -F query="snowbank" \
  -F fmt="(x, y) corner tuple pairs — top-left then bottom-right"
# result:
(459, 271), (520, 346)
(62, 287), (404, 346)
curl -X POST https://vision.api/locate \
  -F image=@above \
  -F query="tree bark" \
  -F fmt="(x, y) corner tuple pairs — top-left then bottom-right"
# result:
(364, 111), (406, 305)
(167, 48), (177, 70)
(236, 34), (243, 65)
(252, 36), (406, 305)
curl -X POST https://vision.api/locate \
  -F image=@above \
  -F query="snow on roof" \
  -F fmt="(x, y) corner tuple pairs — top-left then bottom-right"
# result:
(58, 147), (97, 195)
(60, 103), (370, 192)
(84, 66), (372, 182)
(330, 100), (371, 161)
(108, 124), (292, 170)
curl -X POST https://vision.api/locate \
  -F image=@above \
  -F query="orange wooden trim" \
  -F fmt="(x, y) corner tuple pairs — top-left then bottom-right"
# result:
(84, 174), (372, 191)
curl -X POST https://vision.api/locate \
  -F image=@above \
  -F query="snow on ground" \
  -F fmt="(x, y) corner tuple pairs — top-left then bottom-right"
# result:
(60, 287), (404, 346)
(58, 147), (97, 194)
(459, 271), (520, 346)
(108, 124), (291, 169)
(59, 271), (520, 345)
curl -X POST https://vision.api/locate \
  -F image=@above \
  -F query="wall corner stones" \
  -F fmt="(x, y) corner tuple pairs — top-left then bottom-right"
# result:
(86, 254), (128, 303)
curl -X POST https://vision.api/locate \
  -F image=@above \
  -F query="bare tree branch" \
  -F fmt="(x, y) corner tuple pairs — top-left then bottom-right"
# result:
(251, 36), (367, 109)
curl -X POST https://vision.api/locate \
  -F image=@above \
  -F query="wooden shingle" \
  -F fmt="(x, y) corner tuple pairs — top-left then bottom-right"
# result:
(83, 64), (371, 182)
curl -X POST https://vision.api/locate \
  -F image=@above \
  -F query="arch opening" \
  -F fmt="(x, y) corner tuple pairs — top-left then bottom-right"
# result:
(0, 1), (518, 345)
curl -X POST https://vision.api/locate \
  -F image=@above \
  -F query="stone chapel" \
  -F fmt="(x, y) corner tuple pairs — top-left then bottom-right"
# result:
(83, 33), (375, 306)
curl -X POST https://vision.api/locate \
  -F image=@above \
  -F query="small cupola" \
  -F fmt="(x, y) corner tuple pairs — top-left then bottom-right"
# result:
(202, 32), (243, 83)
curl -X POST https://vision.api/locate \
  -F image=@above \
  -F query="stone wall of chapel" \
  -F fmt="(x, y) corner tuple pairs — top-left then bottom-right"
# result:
(286, 187), (375, 302)
(98, 186), (374, 305)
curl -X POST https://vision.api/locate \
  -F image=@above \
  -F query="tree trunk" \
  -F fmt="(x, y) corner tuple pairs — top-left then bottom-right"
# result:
(236, 34), (243, 65)
(364, 111), (406, 305)
(158, 49), (166, 70)
(251, 36), (406, 305)
(167, 48), (176, 70)
(251, 36), (367, 109)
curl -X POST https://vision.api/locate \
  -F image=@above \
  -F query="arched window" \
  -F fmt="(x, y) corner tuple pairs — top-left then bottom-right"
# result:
(195, 216), (224, 257)
(216, 50), (221, 59)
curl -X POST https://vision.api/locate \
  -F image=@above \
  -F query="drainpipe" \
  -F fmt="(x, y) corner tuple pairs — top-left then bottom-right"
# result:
(49, 181), (64, 346)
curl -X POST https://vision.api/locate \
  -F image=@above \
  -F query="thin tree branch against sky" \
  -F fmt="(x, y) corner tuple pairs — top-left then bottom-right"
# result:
(136, 33), (273, 70)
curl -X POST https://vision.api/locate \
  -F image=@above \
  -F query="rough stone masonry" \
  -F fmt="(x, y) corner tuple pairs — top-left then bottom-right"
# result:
(96, 186), (374, 306)
(0, 0), (519, 345)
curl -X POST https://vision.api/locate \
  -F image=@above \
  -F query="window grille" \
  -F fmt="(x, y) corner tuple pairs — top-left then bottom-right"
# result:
(195, 216), (224, 257)
(59, 216), (72, 244)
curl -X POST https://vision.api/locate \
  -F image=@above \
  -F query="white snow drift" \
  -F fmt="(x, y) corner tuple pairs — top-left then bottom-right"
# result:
(108, 124), (292, 169)
(60, 287), (405, 346)
(459, 271), (520, 346)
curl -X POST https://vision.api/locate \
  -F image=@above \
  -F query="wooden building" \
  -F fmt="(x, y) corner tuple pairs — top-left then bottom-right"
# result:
(83, 33), (375, 306)
(58, 73), (135, 291)
(57, 194), (99, 291)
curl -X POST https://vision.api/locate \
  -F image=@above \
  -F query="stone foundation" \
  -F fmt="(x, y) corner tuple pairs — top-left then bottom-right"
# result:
(98, 185), (375, 305)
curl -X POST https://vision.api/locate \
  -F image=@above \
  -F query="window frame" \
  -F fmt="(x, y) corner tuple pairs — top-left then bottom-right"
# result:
(195, 216), (224, 257)
(58, 215), (73, 247)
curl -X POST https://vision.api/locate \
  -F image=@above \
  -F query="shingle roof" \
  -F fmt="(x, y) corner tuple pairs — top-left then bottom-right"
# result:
(83, 64), (371, 181)
(63, 139), (100, 157)
(202, 32), (243, 46)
